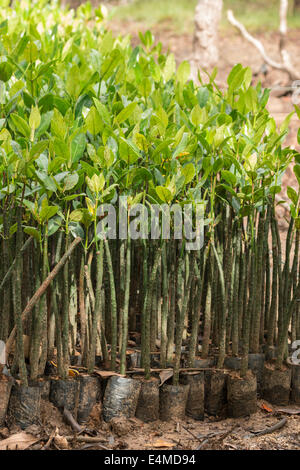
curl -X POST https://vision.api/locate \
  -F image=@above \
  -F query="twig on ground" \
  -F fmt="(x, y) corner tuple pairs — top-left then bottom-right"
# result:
(63, 408), (82, 433)
(181, 425), (203, 443)
(249, 417), (288, 437)
(197, 425), (238, 450)
(42, 428), (57, 450)
(227, 9), (298, 81)
(65, 435), (109, 443)
(79, 443), (110, 450)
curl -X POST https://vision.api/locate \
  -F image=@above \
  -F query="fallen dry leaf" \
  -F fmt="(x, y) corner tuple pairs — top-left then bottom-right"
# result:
(126, 349), (135, 355)
(0, 432), (39, 450)
(159, 369), (173, 387)
(276, 406), (300, 415)
(68, 369), (79, 377)
(54, 434), (69, 450)
(93, 370), (124, 378)
(261, 403), (273, 413)
(152, 439), (175, 448)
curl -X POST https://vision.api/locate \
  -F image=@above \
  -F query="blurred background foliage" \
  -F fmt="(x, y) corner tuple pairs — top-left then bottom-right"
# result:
(105, 0), (300, 34)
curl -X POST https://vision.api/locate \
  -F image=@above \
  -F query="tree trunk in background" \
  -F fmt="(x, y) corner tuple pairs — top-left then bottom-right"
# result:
(279, 0), (288, 55)
(193, 0), (223, 69)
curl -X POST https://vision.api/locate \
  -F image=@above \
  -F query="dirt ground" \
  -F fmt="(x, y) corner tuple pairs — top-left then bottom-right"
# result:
(1, 398), (299, 450)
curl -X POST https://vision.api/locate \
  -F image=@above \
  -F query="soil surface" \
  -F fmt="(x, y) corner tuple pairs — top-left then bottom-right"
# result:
(1, 399), (299, 450)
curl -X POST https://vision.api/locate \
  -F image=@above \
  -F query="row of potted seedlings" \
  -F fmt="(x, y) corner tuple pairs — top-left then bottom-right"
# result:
(1, 347), (300, 429)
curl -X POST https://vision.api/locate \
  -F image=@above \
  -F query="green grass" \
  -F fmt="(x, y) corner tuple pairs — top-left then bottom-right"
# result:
(109, 0), (300, 34)
(109, 0), (198, 33)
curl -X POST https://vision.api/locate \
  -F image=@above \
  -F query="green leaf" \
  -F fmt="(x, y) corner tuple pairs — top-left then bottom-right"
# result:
(86, 106), (102, 136)
(29, 106), (41, 130)
(51, 108), (67, 140)
(0, 19), (8, 36)
(156, 186), (172, 203)
(134, 133), (148, 152)
(181, 163), (195, 184)
(280, 111), (294, 133)
(177, 61), (190, 84)
(221, 170), (237, 186)
(71, 133), (86, 163)
(40, 205), (58, 223)
(61, 37), (73, 61)
(190, 105), (204, 127)
(227, 63), (244, 89)
(132, 167), (153, 185)
(197, 87), (209, 108)
(29, 141), (48, 160)
(23, 41), (38, 62)
(287, 186), (298, 205)
(66, 65), (81, 99)
(269, 185), (282, 196)
(86, 173), (105, 194)
(35, 171), (57, 192)
(163, 53), (175, 82)
(53, 137), (69, 160)
(24, 226), (40, 241)
(99, 30), (115, 55)
(294, 105), (300, 120)
(155, 107), (168, 130)
(9, 113), (30, 138)
(9, 223), (17, 236)
(139, 30), (154, 49)
(101, 49), (121, 80)
(119, 137), (140, 164)
(116, 102), (137, 125)
(149, 57), (161, 82)
(0, 61), (13, 82)
(93, 98), (111, 126)
(36, 111), (52, 138)
(64, 173), (79, 191)
(294, 164), (300, 185)
(70, 209), (85, 222)
(103, 146), (115, 167)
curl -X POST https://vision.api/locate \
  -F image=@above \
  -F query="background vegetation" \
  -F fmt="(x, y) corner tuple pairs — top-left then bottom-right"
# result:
(110, 0), (300, 34)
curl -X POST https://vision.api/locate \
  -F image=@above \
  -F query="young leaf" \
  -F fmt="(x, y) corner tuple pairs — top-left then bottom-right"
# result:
(29, 106), (41, 131)
(86, 106), (102, 136)
(156, 186), (172, 204)
(182, 163), (195, 184)
(287, 186), (298, 206)
(163, 53), (175, 82)
(116, 102), (137, 125)
(9, 113), (30, 138)
(71, 133), (86, 163)
(86, 173), (105, 194)
(40, 205), (58, 223)
(177, 61), (190, 84)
